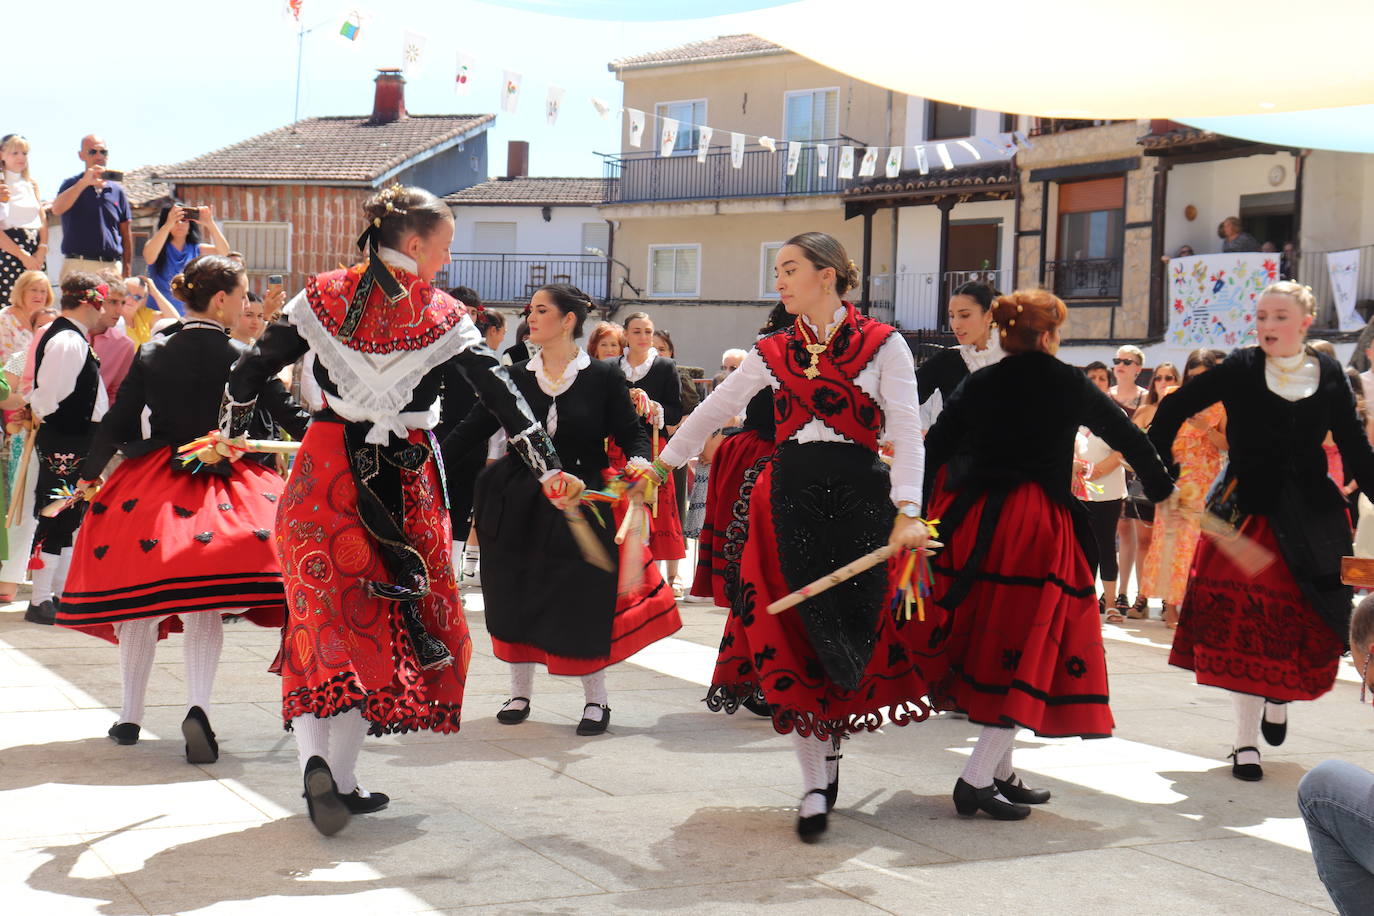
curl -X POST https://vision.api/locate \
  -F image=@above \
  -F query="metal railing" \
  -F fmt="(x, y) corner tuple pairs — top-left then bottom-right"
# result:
(438, 253), (609, 304)
(1043, 258), (1123, 301)
(867, 269), (1013, 330)
(602, 138), (858, 204)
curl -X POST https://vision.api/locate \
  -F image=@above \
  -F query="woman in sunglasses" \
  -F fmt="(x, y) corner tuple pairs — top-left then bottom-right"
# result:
(1108, 346), (1155, 618)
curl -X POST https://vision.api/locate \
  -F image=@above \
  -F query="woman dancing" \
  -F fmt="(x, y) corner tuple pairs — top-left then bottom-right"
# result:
(915, 282), (1004, 427)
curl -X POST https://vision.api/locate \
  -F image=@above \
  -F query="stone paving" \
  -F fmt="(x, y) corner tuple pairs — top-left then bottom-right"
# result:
(1, 582), (1364, 915)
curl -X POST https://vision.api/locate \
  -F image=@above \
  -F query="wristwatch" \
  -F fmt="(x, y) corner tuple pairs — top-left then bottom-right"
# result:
(898, 504), (921, 519)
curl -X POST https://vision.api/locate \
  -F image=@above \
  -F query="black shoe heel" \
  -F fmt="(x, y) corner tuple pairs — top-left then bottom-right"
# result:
(953, 778), (1031, 820)
(182, 706), (219, 764)
(107, 722), (140, 745)
(303, 755), (350, 836)
(993, 773), (1051, 805)
(796, 788), (829, 842)
(496, 697), (531, 724)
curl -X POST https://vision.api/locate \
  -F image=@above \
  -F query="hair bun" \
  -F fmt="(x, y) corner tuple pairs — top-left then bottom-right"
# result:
(169, 272), (191, 304)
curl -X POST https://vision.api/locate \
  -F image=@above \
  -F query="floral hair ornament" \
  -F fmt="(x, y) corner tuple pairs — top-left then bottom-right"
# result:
(82, 284), (109, 304)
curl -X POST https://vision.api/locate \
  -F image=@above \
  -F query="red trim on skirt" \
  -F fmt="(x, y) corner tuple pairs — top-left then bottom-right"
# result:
(1170, 515), (1343, 701)
(689, 430), (773, 605)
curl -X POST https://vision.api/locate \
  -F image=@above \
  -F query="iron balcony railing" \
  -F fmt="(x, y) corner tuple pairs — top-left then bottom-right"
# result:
(438, 253), (609, 305)
(602, 138), (860, 204)
(1043, 258), (1123, 301)
(867, 269), (1013, 330)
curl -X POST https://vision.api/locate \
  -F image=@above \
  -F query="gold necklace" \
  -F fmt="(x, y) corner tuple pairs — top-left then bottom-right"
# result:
(796, 314), (843, 379)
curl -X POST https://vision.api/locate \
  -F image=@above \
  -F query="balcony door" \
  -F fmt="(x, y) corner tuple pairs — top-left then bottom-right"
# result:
(784, 88), (838, 193)
(1055, 177), (1124, 301)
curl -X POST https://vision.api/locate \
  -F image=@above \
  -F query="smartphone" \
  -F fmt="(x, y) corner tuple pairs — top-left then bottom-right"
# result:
(101, 169), (125, 182)
(267, 275), (284, 288)
(180, 205), (198, 220)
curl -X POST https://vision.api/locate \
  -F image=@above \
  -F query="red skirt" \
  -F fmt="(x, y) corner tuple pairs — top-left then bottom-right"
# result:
(928, 480), (1113, 739)
(276, 422), (471, 734)
(708, 453), (939, 739)
(689, 430), (773, 605)
(608, 441), (685, 561)
(56, 448), (285, 643)
(1170, 516), (1343, 700)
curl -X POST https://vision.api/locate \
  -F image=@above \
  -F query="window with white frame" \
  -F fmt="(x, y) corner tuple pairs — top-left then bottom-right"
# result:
(783, 88), (839, 141)
(220, 221), (290, 274)
(759, 241), (785, 298)
(655, 99), (707, 155)
(649, 244), (700, 297)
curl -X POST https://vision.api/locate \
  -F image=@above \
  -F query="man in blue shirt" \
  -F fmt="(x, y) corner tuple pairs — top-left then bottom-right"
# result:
(52, 135), (132, 280)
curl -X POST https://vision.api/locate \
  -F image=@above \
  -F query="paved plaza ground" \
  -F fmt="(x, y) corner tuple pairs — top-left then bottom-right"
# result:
(1, 575), (1365, 915)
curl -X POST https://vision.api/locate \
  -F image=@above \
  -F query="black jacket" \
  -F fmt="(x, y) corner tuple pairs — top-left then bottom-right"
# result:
(915, 347), (969, 406)
(926, 350), (1173, 506)
(629, 355), (684, 428)
(1149, 345), (1374, 516)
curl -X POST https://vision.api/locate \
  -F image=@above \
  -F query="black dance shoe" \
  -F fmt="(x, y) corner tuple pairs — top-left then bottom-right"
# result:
(576, 703), (611, 736)
(741, 691), (774, 718)
(1261, 701), (1288, 747)
(337, 788), (390, 814)
(825, 752), (842, 810)
(107, 722), (140, 745)
(496, 697), (531, 724)
(953, 778), (1031, 820)
(796, 788), (829, 842)
(303, 755), (350, 836)
(993, 773), (1051, 805)
(182, 706), (219, 764)
(24, 600), (57, 625)
(1229, 746), (1263, 782)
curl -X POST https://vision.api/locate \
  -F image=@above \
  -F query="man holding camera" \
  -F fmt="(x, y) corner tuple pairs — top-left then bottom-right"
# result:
(52, 135), (132, 281)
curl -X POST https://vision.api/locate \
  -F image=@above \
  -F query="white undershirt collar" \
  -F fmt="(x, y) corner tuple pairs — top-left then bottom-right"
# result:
(621, 346), (659, 383)
(528, 347), (590, 398)
(377, 247), (418, 274)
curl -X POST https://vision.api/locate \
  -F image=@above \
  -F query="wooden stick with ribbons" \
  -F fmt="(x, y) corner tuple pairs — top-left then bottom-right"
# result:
(564, 507), (614, 572)
(766, 539), (943, 616)
(177, 431), (301, 467)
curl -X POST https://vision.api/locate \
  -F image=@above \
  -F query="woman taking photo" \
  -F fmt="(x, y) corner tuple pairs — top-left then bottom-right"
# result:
(915, 282), (1004, 427)
(0, 135), (48, 304)
(655, 232), (935, 843)
(1150, 282), (1374, 782)
(925, 290), (1173, 820)
(143, 204), (230, 312)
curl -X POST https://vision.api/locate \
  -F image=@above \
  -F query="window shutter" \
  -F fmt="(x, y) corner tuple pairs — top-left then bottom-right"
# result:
(1058, 177), (1124, 214)
(473, 221), (517, 253)
(581, 222), (609, 256)
(675, 247), (698, 294)
(651, 248), (676, 295)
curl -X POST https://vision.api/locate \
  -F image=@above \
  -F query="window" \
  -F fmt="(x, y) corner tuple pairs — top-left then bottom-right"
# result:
(1054, 177), (1124, 299)
(927, 101), (974, 141)
(473, 221), (517, 253)
(581, 221), (610, 256)
(654, 99), (706, 155)
(784, 89), (839, 142)
(649, 244), (700, 297)
(220, 221), (290, 274)
(999, 112), (1018, 133)
(759, 242), (784, 298)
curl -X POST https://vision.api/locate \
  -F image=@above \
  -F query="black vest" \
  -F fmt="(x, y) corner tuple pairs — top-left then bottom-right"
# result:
(33, 315), (101, 441)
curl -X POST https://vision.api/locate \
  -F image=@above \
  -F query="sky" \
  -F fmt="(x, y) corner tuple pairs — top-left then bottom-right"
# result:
(9, 0), (733, 198)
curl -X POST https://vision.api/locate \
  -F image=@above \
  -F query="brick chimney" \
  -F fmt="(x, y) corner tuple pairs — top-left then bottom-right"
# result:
(370, 68), (407, 125)
(506, 141), (529, 179)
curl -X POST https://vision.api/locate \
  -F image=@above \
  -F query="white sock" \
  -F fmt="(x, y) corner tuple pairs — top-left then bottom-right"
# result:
(30, 553), (58, 604)
(1264, 700), (1288, 725)
(182, 611), (223, 713)
(581, 669), (609, 722)
(53, 546), (74, 598)
(293, 714), (331, 772)
(328, 708), (370, 795)
(794, 733), (830, 817)
(504, 662), (535, 712)
(962, 726), (1017, 789)
(462, 544), (479, 574)
(114, 617), (161, 725)
(994, 744), (1017, 784)
(1233, 692), (1264, 752)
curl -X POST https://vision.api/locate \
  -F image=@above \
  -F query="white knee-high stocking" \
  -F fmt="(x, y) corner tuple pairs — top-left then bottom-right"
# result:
(293, 714), (331, 773)
(30, 553), (59, 604)
(53, 546), (74, 598)
(963, 726), (1017, 789)
(182, 612), (223, 713)
(328, 708), (371, 794)
(580, 669), (609, 722)
(793, 733), (830, 817)
(504, 662), (536, 713)
(115, 617), (161, 725)
(1233, 692), (1264, 750)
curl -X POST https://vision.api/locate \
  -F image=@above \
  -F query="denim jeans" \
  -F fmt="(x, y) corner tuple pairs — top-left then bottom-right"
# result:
(1299, 759), (1374, 915)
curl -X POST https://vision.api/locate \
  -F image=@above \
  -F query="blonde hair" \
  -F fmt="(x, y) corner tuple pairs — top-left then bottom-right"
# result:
(1262, 280), (1317, 317)
(9, 270), (53, 310)
(0, 134), (37, 198)
(1115, 344), (1145, 364)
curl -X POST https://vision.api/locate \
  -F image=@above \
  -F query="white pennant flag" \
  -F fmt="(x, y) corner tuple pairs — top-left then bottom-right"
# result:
(936, 143), (955, 171)
(401, 30), (426, 76)
(858, 147), (879, 177)
(730, 132), (745, 168)
(786, 142), (802, 176)
(627, 108), (646, 147)
(759, 135), (777, 153)
(885, 147), (903, 178)
(454, 51), (474, 95)
(659, 118), (679, 157)
(913, 146), (930, 175)
(816, 144), (829, 177)
(500, 71), (522, 113)
(956, 139), (982, 161)
(546, 85), (565, 126)
(591, 97), (612, 119)
(696, 126), (713, 163)
(838, 145), (855, 179)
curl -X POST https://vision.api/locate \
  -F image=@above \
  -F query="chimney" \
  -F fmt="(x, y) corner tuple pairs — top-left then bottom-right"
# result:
(370, 68), (407, 125)
(506, 141), (529, 179)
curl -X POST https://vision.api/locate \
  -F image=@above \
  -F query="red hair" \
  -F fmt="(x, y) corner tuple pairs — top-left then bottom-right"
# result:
(991, 289), (1067, 354)
(586, 321), (625, 358)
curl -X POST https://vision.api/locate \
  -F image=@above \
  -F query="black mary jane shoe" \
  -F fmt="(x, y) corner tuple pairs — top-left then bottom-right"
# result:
(107, 722), (140, 745)
(1261, 701), (1288, 747)
(824, 752), (842, 811)
(496, 697), (531, 725)
(993, 773), (1051, 805)
(24, 599), (57, 625)
(741, 691), (774, 719)
(953, 778), (1031, 820)
(1229, 746), (1263, 782)
(337, 788), (390, 815)
(575, 703), (611, 736)
(796, 788), (829, 843)
(181, 706), (219, 764)
(303, 755), (350, 836)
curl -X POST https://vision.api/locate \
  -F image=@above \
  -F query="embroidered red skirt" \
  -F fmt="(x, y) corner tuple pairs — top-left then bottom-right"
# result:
(56, 448), (285, 643)
(1170, 516), (1343, 701)
(276, 421), (471, 734)
(928, 479), (1114, 739)
(689, 430), (773, 605)
(608, 441), (685, 561)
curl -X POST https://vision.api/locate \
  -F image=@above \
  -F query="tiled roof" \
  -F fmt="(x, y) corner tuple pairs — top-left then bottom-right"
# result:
(842, 160), (1018, 200)
(609, 34), (785, 72)
(155, 114), (494, 185)
(121, 165), (174, 208)
(445, 177), (612, 206)
(1137, 126), (1216, 150)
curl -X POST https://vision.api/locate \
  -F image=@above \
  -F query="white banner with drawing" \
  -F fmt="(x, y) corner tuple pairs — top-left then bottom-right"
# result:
(1166, 253), (1279, 350)
(1327, 248), (1364, 331)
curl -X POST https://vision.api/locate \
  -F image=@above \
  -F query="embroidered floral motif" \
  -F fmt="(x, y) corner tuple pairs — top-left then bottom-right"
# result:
(173, 506), (195, 518)
(93, 545), (109, 559)
(139, 538), (158, 552)
(1065, 656), (1087, 678)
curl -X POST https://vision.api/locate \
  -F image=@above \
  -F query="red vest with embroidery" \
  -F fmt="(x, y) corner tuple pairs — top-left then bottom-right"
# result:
(755, 303), (896, 451)
(304, 262), (466, 355)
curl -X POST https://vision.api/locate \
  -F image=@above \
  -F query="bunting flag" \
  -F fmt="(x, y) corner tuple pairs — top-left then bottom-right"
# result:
(454, 51), (474, 95)
(758, 135), (777, 153)
(659, 118), (679, 157)
(913, 145), (930, 175)
(339, 12), (361, 42)
(838, 145), (855, 179)
(546, 85), (565, 125)
(283, 0), (304, 25)
(627, 108), (646, 147)
(500, 70), (522, 113)
(816, 143), (829, 177)
(401, 30), (426, 76)
(935, 143), (954, 170)
(884, 146), (902, 178)
(591, 97), (611, 119)
(696, 126), (713, 163)
(786, 141), (802, 176)
(858, 146), (878, 177)
(730, 132), (745, 168)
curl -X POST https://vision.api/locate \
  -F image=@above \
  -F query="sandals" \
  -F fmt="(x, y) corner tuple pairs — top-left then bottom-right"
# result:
(670, 577), (685, 600)
(1126, 596), (1149, 620)
(1105, 594), (1127, 623)
(1163, 603), (1179, 629)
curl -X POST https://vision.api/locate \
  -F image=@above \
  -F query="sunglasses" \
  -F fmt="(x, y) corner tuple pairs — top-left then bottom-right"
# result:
(1156, 375), (1177, 383)
(1113, 358), (1139, 366)
(87, 148), (109, 156)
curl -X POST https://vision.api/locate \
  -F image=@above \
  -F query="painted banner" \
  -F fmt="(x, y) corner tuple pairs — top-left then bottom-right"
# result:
(1327, 248), (1364, 331)
(1166, 253), (1279, 349)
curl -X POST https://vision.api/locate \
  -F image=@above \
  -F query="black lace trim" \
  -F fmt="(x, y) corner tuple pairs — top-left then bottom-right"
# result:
(705, 680), (931, 740)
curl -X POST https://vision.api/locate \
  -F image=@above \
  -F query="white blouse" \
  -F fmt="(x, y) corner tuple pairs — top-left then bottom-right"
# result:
(1265, 351), (1320, 402)
(1, 171), (41, 231)
(660, 308), (924, 508)
(620, 347), (659, 383)
(1075, 427), (1126, 502)
(526, 348), (590, 435)
(920, 336), (1006, 428)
